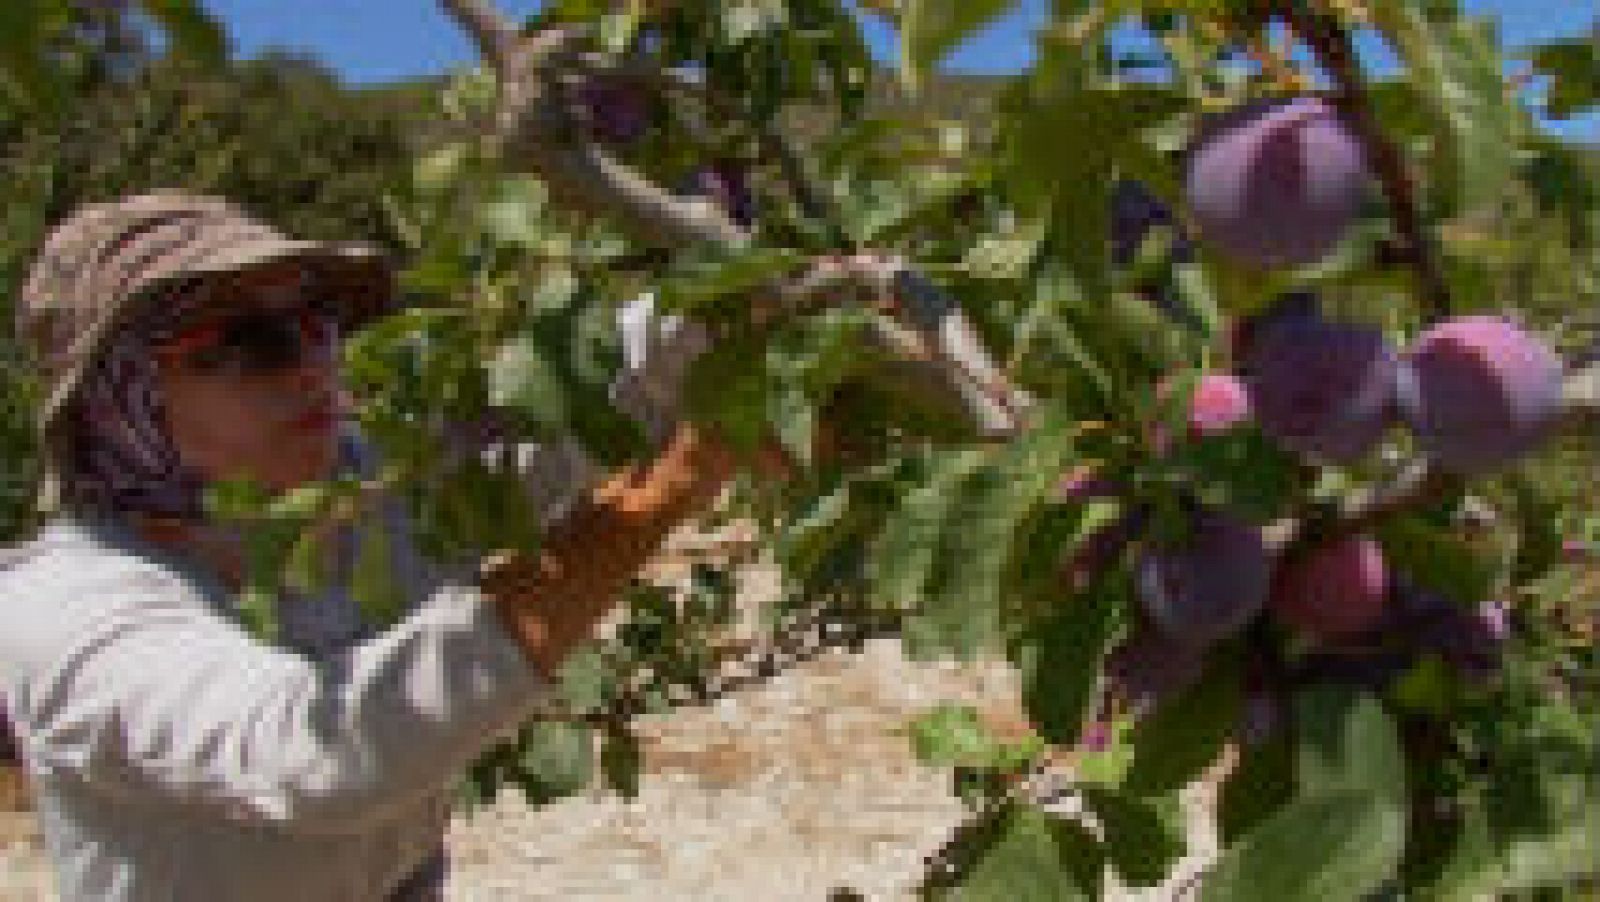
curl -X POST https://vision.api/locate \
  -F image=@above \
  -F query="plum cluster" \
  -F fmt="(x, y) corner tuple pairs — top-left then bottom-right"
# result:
(1179, 97), (1567, 472)
(1182, 300), (1565, 475)
(1096, 514), (1512, 729)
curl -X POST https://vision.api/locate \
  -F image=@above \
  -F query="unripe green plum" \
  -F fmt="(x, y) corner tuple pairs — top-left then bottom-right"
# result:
(1241, 310), (1397, 463)
(1396, 316), (1565, 474)
(1185, 97), (1370, 269)
(1135, 509), (1271, 648)
(1269, 536), (1389, 640)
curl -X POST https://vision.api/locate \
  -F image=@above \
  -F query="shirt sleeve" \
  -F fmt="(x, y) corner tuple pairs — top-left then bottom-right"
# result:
(8, 555), (546, 835)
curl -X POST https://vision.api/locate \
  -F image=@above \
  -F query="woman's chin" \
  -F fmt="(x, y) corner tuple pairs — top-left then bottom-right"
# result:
(263, 436), (341, 493)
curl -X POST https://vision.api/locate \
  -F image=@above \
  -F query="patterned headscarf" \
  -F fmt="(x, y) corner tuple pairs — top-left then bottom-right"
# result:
(55, 277), (244, 519)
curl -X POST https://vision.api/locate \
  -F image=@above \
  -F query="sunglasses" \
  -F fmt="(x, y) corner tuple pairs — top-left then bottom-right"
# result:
(154, 299), (341, 376)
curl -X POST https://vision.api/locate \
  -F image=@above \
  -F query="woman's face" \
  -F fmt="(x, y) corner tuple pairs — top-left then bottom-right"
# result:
(151, 261), (346, 495)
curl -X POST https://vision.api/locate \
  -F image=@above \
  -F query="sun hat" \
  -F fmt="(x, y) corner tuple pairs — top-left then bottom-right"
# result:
(15, 191), (397, 513)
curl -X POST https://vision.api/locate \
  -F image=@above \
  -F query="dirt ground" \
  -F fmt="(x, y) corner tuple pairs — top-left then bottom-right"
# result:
(0, 540), (1217, 901)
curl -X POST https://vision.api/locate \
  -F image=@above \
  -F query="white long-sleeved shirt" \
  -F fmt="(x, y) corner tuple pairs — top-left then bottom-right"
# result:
(0, 500), (547, 900)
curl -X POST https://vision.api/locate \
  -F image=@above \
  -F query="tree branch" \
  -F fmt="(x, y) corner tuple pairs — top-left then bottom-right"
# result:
(1286, 5), (1452, 323)
(437, 0), (515, 70)
(436, 3), (1034, 438)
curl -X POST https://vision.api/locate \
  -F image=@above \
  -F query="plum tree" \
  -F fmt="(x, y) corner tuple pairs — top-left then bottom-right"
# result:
(1395, 316), (1565, 474)
(1269, 536), (1389, 640)
(1135, 508), (1272, 648)
(1184, 96), (1370, 269)
(1240, 309), (1397, 463)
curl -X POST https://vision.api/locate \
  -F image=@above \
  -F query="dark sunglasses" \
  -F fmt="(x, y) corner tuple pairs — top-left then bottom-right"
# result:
(154, 299), (341, 376)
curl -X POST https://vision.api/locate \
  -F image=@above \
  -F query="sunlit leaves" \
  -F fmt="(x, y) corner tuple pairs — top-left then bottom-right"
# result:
(1367, 3), (1526, 216)
(1202, 689), (1408, 901)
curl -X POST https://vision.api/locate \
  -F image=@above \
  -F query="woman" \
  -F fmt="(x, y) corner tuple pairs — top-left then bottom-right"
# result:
(0, 192), (741, 900)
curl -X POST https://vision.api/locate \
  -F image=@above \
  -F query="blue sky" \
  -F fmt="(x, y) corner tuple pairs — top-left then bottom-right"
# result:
(199, 0), (1596, 140)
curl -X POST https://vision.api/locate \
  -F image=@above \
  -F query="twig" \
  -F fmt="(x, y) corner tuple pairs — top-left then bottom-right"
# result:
(438, 0), (514, 69)
(1284, 4), (1452, 323)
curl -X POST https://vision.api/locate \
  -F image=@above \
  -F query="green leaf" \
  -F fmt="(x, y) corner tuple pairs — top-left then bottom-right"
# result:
(909, 703), (1008, 769)
(954, 805), (1092, 901)
(600, 725), (642, 801)
(1218, 734), (1297, 845)
(868, 448), (989, 613)
(479, 177), (549, 248)
(1044, 816), (1106, 899)
(555, 645), (611, 716)
(0, 0), (58, 110)
(1122, 651), (1242, 798)
(1017, 587), (1121, 748)
(234, 582), (280, 643)
(1367, 5), (1525, 216)
(1080, 787), (1186, 888)
(1505, 478), (1562, 586)
(514, 720), (596, 805)
(1525, 38), (1600, 120)
(1293, 688), (1406, 807)
(653, 246), (806, 315)
(777, 480), (857, 580)
(137, 0), (230, 66)
(898, 0), (1020, 93)
(1200, 792), (1405, 902)
(1376, 515), (1499, 606)
(683, 335), (771, 455)
(908, 418), (1086, 660)
(283, 527), (333, 598)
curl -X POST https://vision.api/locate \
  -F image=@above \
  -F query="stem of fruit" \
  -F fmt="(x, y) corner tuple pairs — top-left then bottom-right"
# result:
(1285, 4), (1452, 324)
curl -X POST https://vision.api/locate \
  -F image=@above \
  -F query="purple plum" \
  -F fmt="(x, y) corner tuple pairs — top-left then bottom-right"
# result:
(1185, 96), (1370, 269)
(1269, 536), (1390, 641)
(1240, 309), (1397, 463)
(1396, 316), (1566, 474)
(1135, 508), (1272, 648)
